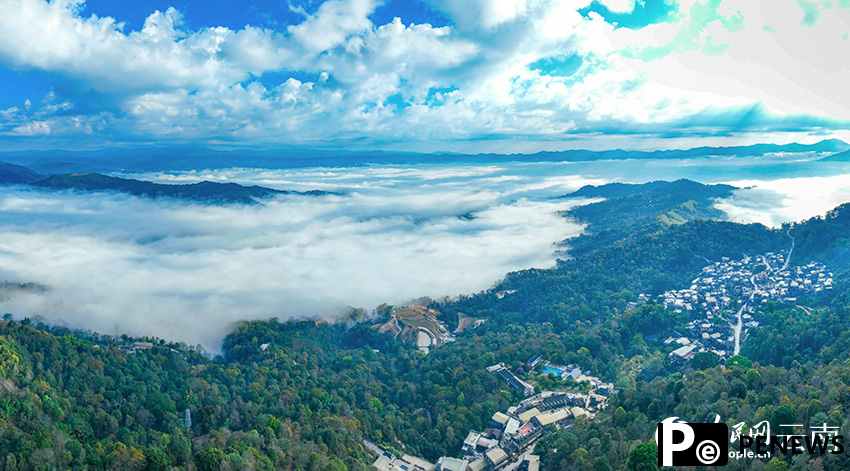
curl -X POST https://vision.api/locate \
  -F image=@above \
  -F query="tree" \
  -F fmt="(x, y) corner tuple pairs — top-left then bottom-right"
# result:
(167, 434), (191, 466)
(194, 448), (225, 471)
(627, 442), (658, 471)
(691, 351), (719, 370)
(4, 454), (18, 471)
(594, 455), (612, 471)
(746, 368), (762, 386)
(144, 447), (170, 471)
(571, 448), (589, 467)
(763, 457), (789, 470)
(726, 355), (753, 369)
(770, 405), (798, 435)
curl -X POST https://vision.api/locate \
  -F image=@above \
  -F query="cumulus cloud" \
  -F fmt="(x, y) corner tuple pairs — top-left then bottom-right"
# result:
(0, 163), (599, 351)
(608, 0), (850, 121)
(0, 0), (845, 150)
(11, 121), (50, 136)
(597, 0), (638, 14)
(427, 0), (531, 29)
(288, 0), (377, 52)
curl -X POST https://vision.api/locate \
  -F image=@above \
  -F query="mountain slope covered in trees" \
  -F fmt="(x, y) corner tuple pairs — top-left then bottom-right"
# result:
(1, 182), (850, 470)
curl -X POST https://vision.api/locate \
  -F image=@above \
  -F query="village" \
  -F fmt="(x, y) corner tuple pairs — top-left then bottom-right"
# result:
(657, 251), (833, 363)
(366, 250), (836, 470)
(370, 355), (615, 471)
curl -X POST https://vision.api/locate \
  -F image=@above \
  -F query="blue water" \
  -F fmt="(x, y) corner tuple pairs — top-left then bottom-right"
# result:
(542, 365), (566, 376)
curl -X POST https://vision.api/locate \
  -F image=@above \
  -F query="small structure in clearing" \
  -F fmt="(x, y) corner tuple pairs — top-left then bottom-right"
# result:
(373, 304), (452, 353)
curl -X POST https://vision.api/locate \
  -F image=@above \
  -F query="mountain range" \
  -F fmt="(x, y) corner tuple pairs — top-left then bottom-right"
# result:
(0, 139), (846, 173)
(0, 162), (325, 204)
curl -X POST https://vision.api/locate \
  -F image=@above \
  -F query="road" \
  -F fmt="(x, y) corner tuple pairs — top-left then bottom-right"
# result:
(730, 294), (751, 356)
(781, 229), (795, 271)
(729, 231), (795, 355)
(759, 254), (773, 272)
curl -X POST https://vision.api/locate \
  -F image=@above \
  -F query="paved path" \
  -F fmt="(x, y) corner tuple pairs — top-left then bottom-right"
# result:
(730, 232), (795, 355)
(781, 230), (795, 271)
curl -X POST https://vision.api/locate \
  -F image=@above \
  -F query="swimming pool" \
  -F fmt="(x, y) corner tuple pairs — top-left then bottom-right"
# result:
(542, 365), (566, 376)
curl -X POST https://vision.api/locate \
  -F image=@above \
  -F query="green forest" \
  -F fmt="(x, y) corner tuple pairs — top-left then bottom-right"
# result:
(2, 180), (850, 470)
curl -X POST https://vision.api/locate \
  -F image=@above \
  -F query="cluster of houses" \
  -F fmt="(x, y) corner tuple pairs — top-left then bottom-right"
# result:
(427, 387), (611, 471)
(661, 253), (832, 317)
(370, 357), (615, 471)
(375, 304), (497, 355)
(664, 335), (723, 362)
(444, 380), (613, 470)
(657, 252), (833, 363)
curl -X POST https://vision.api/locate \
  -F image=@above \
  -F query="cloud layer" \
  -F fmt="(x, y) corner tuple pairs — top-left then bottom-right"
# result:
(1, 155), (848, 350)
(0, 0), (847, 151)
(0, 163), (596, 351)
(715, 175), (850, 227)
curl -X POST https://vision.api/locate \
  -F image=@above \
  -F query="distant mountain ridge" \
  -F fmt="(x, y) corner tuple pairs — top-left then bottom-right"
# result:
(0, 139), (845, 173)
(0, 161), (42, 184)
(568, 181), (680, 199)
(0, 163), (326, 204)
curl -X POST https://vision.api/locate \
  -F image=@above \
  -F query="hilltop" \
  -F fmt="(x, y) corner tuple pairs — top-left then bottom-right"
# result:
(0, 161), (41, 184)
(0, 162), (329, 204)
(564, 179), (737, 255)
(31, 173), (290, 204)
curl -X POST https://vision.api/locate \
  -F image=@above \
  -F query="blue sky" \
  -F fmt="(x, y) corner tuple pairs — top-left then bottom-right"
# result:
(0, 0), (848, 152)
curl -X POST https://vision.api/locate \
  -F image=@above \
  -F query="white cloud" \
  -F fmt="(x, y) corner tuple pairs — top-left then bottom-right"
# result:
(608, 0), (850, 120)
(288, 0), (377, 52)
(0, 0), (846, 150)
(597, 0), (637, 14)
(0, 163), (597, 351)
(1, 154), (847, 349)
(428, 0), (532, 29)
(10, 120), (50, 135)
(715, 174), (850, 227)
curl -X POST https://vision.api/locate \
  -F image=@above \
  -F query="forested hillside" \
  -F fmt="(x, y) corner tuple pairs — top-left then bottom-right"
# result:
(1, 184), (850, 470)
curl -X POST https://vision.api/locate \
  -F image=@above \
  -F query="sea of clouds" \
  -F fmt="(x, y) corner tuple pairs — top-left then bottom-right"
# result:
(1, 157), (849, 352)
(714, 175), (850, 227)
(0, 163), (601, 351)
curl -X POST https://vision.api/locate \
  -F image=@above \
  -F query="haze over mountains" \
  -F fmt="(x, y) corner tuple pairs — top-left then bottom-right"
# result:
(1, 139), (844, 206)
(0, 139), (846, 174)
